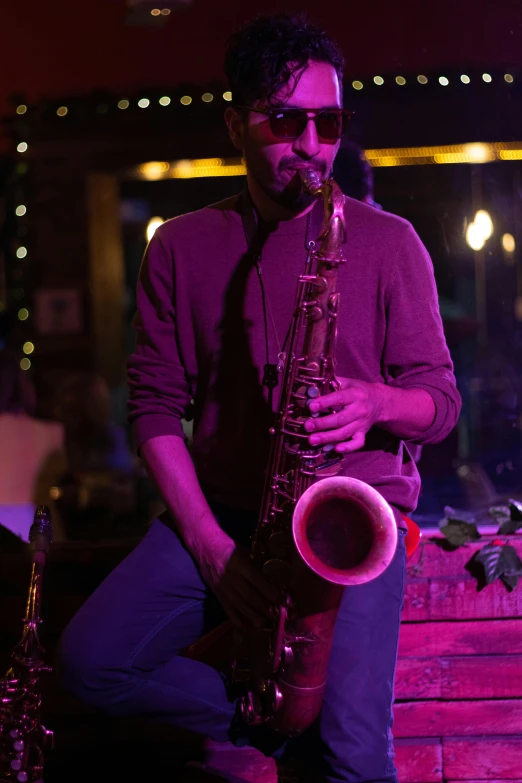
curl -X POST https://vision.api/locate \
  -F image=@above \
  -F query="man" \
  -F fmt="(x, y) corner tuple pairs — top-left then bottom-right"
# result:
(59, 13), (461, 783)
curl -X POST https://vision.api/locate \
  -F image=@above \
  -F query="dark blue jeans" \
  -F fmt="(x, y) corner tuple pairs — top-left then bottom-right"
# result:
(59, 504), (406, 783)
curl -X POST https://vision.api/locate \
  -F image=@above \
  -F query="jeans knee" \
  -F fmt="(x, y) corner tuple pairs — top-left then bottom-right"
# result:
(57, 620), (125, 710)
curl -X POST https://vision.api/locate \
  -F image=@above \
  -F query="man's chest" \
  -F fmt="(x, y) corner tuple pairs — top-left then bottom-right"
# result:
(188, 244), (387, 383)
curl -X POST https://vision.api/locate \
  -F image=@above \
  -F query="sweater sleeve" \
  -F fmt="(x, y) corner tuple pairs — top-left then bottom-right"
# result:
(127, 227), (193, 451)
(383, 222), (462, 445)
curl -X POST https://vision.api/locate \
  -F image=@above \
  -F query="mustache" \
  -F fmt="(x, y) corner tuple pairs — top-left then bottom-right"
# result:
(278, 157), (329, 178)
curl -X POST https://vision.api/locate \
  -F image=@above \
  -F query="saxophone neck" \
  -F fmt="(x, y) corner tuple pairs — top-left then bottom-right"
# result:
(300, 170), (345, 263)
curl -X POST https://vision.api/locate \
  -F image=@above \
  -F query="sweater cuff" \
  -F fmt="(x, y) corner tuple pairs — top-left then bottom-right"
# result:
(401, 384), (452, 445)
(132, 413), (186, 454)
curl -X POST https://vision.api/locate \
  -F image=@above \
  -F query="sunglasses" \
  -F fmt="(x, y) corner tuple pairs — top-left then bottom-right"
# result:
(239, 106), (354, 142)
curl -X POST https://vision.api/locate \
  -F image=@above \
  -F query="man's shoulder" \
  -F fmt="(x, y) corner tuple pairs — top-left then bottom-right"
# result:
(156, 194), (242, 244)
(343, 195), (411, 239)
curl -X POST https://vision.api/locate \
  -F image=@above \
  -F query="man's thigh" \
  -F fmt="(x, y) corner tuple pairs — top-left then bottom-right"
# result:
(61, 514), (223, 673)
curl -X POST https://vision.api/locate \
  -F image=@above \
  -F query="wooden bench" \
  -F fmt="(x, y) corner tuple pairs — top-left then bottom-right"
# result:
(2, 532), (521, 781)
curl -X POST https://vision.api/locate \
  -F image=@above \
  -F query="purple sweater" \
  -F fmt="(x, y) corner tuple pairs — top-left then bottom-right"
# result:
(128, 193), (461, 515)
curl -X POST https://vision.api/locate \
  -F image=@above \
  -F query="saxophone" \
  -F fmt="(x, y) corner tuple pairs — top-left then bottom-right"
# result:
(0, 507), (54, 782)
(186, 171), (398, 737)
(231, 170), (398, 736)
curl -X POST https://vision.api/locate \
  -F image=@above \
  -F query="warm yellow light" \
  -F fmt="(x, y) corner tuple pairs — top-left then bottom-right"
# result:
(17, 142), (28, 153)
(161, 8), (171, 14)
(461, 75), (471, 84)
(222, 91), (233, 102)
(482, 73), (492, 83)
(57, 106), (68, 116)
(18, 308), (29, 321)
(138, 98), (150, 108)
(395, 76), (406, 86)
(192, 158), (223, 167)
(15, 205), (27, 217)
(502, 233), (516, 253)
(352, 81), (363, 90)
(466, 223), (486, 251)
(201, 93), (214, 103)
(374, 76), (384, 85)
(180, 95), (192, 105)
(49, 486), (62, 500)
(168, 158), (245, 179)
(475, 210), (493, 239)
(146, 217), (164, 242)
(20, 358), (31, 371)
(370, 156), (401, 167)
(463, 143), (494, 163)
(439, 76), (449, 86)
(150, 8), (161, 15)
(505, 74), (514, 83)
(16, 105), (27, 115)
(434, 153), (469, 164)
(16, 247), (27, 259)
(118, 99), (130, 110)
(159, 96), (171, 106)
(23, 341), (34, 355)
(139, 161), (170, 180)
(499, 149), (522, 160)
(417, 75), (428, 84)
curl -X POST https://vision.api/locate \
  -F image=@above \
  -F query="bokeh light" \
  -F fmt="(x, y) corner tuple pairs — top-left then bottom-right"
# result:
(146, 217), (164, 242)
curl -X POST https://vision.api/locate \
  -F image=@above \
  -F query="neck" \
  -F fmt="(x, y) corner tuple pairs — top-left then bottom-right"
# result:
(246, 172), (315, 223)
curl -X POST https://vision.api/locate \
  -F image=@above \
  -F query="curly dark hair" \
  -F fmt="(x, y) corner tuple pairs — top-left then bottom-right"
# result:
(224, 12), (344, 108)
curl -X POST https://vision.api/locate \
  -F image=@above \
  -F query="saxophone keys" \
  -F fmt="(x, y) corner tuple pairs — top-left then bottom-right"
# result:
(270, 681), (284, 714)
(282, 645), (294, 667)
(307, 305), (323, 322)
(268, 532), (292, 558)
(262, 559), (292, 586)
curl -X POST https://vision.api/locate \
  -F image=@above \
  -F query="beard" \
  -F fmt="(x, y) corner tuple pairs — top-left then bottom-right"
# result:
(246, 153), (331, 212)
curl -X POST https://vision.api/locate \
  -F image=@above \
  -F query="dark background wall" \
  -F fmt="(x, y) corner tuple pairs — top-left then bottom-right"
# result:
(2, 0), (522, 145)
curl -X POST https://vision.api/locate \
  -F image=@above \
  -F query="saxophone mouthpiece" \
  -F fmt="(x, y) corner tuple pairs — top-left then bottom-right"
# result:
(299, 168), (323, 196)
(29, 505), (53, 552)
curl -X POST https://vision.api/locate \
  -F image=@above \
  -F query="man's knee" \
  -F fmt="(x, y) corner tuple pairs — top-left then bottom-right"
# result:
(57, 618), (127, 710)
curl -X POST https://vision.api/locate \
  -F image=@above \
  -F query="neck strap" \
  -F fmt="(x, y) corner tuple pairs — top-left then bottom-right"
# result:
(240, 184), (325, 259)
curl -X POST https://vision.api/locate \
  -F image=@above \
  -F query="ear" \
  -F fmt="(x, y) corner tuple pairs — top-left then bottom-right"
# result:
(224, 107), (246, 151)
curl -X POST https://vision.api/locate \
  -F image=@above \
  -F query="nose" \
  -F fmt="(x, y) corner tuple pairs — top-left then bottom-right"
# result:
(292, 116), (320, 159)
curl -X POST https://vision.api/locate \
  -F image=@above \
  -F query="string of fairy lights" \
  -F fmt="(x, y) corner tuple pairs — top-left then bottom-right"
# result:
(5, 68), (520, 371)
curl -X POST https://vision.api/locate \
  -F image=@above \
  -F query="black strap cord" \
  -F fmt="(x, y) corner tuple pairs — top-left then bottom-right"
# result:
(240, 185), (324, 409)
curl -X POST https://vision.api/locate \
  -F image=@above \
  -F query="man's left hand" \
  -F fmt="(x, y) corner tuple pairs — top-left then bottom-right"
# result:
(304, 377), (382, 453)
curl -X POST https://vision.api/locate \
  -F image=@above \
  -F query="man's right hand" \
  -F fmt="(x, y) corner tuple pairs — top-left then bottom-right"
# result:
(194, 530), (280, 629)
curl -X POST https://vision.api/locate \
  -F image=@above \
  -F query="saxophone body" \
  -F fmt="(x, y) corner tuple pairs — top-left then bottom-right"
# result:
(0, 507), (54, 783)
(233, 171), (398, 736)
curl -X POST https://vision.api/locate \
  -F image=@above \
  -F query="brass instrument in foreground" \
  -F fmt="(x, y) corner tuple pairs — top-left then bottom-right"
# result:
(0, 507), (54, 782)
(188, 170), (398, 737)
(232, 170), (398, 735)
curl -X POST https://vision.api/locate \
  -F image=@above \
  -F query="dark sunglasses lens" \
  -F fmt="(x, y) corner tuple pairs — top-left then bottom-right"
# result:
(316, 111), (345, 141)
(270, 109), (307, 139)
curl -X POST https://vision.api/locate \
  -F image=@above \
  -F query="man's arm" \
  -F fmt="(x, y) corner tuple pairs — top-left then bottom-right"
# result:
(304, 220), (461, 453)
(128, 229), (278, 627)
(305, 379), (435, 452)
(372, 383), (436, 440)
(141, 434), (226, 557)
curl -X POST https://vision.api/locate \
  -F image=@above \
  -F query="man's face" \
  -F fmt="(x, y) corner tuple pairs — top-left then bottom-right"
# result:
(232, 61), (343, 212)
